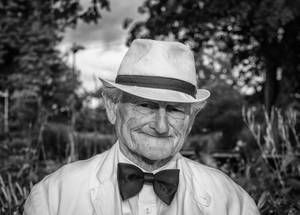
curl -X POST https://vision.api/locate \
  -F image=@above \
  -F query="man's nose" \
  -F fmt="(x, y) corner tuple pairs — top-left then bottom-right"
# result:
(151, 108), (169, 134)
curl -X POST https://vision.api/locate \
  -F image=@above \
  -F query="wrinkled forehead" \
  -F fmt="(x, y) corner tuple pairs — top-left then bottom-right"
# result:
(121, 92), (191, 108)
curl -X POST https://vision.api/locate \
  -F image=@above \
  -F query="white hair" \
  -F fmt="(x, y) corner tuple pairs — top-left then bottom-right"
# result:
(101, 86), (123, 103)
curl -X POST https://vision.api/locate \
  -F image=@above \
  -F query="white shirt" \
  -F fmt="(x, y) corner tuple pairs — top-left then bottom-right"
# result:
(118, 147), (179, 215)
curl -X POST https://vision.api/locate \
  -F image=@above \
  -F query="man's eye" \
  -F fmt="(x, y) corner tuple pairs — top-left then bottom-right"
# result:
(167, 106), (184, 113)
(138, 103), (149, 108)
(137, 103), (156, 109)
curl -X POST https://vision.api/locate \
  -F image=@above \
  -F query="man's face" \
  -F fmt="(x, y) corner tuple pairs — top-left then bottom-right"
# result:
(112, 93), (198, 161)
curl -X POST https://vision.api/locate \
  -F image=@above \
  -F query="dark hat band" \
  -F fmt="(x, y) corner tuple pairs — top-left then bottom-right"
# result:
(115, 75), (197, 98)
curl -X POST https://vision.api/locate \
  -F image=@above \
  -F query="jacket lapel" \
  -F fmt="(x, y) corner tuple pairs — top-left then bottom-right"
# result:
(92, 181), (122, 215)
(162, 155), (211, 215)
(90, 143), (123, 215)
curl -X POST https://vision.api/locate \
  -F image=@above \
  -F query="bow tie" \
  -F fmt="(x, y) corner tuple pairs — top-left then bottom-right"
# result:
(117, 163), (179, 205)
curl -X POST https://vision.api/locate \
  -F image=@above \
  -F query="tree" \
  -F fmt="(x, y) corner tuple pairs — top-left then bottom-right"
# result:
(190, 78), (245, 149)
(126, 0), (300, 113)
(0, 0), (110, 132)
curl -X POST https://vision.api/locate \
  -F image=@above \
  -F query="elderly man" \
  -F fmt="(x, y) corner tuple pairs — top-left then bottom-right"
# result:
(24, 39), (259, 215)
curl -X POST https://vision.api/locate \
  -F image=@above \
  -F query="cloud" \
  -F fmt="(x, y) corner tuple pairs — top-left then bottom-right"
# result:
(58, 0), (144, 92)
(75, 45), (128, 92)
(63, 0), (144, 48)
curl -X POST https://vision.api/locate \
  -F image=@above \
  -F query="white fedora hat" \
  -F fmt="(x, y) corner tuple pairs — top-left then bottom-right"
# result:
(99, 39), (210, 103)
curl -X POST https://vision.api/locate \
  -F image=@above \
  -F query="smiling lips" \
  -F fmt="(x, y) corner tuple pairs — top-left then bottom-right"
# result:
(139, 131), (171, 139)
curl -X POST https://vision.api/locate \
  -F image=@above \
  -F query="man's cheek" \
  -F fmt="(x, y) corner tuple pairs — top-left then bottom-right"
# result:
(126, 116), (149, 130)
(171, 120), (186, 136)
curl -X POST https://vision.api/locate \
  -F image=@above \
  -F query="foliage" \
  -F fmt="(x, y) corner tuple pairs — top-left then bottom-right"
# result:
(75, 132), (115, 159)
(0, 131), (115, 214)
(0, 0), (110, 132)
(240, 107), (300, 214)
(0, 136), (42, 215)
(126, 0), (300, 111)
(75, 102), (114, 134)
(0, 1), (111, 214)
(0, 174), (31, 215)
(188, 106), (300, 214)
(191, 78), (245, 149)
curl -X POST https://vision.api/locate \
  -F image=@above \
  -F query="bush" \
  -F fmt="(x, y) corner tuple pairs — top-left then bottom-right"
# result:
(241, 107), (300, 214)
(0, 129), (115, 214)
(0, 175), (30, 215)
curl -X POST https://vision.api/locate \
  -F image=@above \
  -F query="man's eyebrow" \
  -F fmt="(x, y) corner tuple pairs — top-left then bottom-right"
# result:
(167, 102), (188, 107)
(133, 100), (159, 106)
(122, 96), (152, 103)
(122, 94), (189, 107)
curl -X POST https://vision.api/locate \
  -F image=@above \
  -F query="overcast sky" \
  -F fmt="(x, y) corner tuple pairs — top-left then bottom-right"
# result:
(58, 0), (144, 92)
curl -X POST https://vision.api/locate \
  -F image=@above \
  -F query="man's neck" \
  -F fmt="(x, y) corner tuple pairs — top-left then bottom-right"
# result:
(119, 144), (173, 172)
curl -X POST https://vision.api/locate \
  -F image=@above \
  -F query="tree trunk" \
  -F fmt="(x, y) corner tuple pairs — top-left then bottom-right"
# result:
(264, 62), (279, 115)
(263, 40), (280, 115)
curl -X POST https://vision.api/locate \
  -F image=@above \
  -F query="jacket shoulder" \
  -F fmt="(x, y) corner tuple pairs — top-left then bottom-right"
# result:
(180, 157), (259, 214)
(182, 156), (239, 188)
(24, 150), (110, 215)
(43, 150), (109, 185)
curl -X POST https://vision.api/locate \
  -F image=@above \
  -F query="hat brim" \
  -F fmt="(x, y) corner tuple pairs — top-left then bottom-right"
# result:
(99, 78), (210, 103)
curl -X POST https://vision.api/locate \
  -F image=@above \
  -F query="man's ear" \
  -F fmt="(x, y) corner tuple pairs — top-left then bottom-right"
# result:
(103, 94), (117, 125)
(186, 101), (207, 134)
(191, 101), (206, 116)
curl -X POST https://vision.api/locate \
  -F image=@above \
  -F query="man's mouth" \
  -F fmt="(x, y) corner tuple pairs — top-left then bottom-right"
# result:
(139, 131), (171, 138)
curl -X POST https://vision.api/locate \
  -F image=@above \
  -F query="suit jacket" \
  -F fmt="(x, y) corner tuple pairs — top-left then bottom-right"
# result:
(24, 142), (260, 215)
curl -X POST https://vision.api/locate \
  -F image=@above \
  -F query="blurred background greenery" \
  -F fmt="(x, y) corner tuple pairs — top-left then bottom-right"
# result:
(0, 0), (299, 214)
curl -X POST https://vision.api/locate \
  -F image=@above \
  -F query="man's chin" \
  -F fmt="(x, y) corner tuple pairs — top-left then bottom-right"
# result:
(140, 152), (173, 163)
(138, 145), (174, 160)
